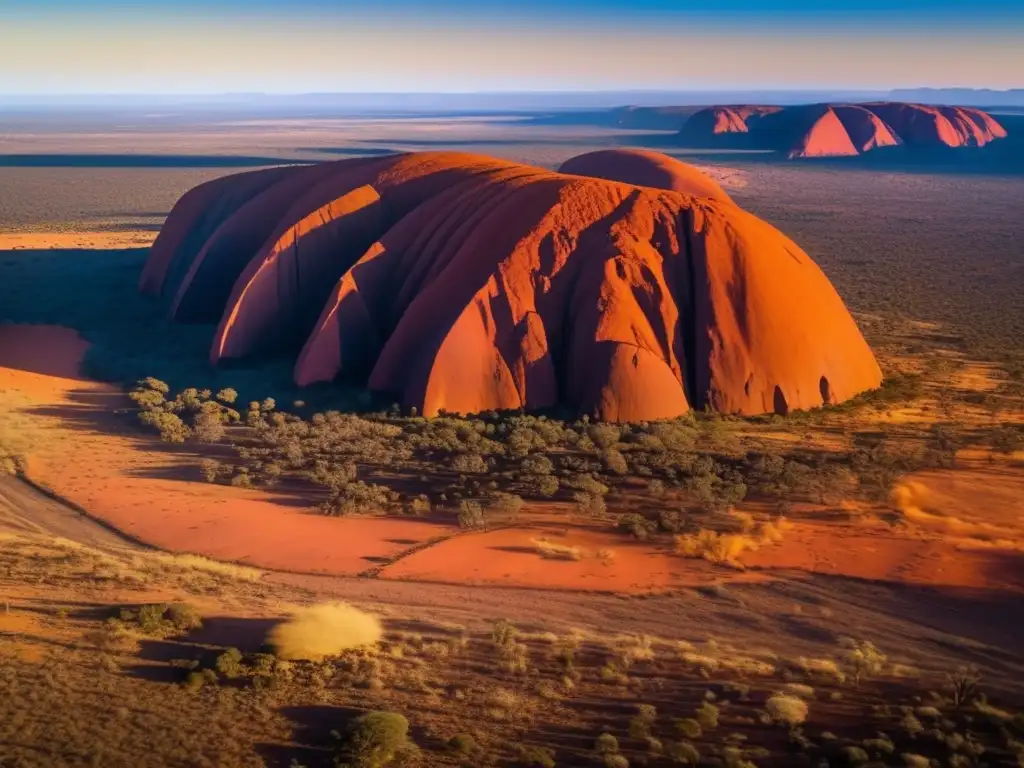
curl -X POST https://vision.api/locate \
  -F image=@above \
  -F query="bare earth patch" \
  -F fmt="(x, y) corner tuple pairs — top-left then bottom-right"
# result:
(0, 231), (156, 250)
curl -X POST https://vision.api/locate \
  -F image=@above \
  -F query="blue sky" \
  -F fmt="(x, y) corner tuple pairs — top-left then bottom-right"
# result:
(1, 1), (1021, 93)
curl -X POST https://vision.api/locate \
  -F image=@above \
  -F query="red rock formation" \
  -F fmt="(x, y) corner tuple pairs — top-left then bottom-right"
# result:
(144, 151), (882, 420)
(139, 165), (301, 297)
(787, 108), (860, 158)
(831, 105), (901, 153)
(168, 162), (354, 321)
(865, 102), (1007, 148)
(558, 149), (734, 204)
(681, 105), (782, 136)
(688, 204), (879, 414)
(211, 185), (383, 362)
(679, 101), (1006, 157)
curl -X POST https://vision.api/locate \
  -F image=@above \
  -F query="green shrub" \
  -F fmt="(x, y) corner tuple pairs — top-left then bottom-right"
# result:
(588, 424), (622, 449)
(566, 473), (609, 495)
(452, 452), (488, 473)
(521, 454), (555, 476)
(457, 500), (486, 529)
(184, 668), (218, 692)
(488, 492), (524, 516)
(129, 388), (167, 411)
(215, 648), (245, 679)
(135, 603), (171, 634)
(840, 638), (887, 684)
(215, 388), (238, 404)
(193, 409), (226, 443)
(166, 603), (202, 632)
(136, 376), (170, 395)
(408, 495), (431, 516)
(120, 603), (200, 636)
(675, 718), (701, 739)
(515, 745), (556, 768)
(695, 701), (719, 730)
(841, 745), (869, 765)
(629, 704), (657, 740)
(658, 509), (683, 532)
(321, 481), (395, 515)
(573, 492), (607, 517)
(200, 459), (221, 483)
(138, 410), (191, 443)
(603, 449), (628, 475)
(340, 711), (411, 768)
(529, 475), (560, 497)
(616, 513), (656, 541)
(447, 733), (477, 755)
(594, 733), (619, 755)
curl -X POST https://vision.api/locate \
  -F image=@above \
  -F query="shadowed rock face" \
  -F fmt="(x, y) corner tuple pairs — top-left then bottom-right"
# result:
(142, 150), (882, 421)
(679, 101), (1007, 158)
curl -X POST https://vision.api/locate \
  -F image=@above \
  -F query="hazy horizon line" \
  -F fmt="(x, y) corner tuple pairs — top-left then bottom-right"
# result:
(3, 87), (1023, 97)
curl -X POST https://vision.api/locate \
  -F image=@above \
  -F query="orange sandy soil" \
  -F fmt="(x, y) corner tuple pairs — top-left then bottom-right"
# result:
(744, 518), (1024, 594)
(377, 520), (765, 591)
(0, 324), (442, 576)
(2, 323), (1021, 594)
(0, 231), (157, 250)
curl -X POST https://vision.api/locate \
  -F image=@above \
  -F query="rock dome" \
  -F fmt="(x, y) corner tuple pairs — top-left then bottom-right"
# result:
(679, 101), (1006, 158)
(557, 149), (734, 204)
(142, 150), (882, 420)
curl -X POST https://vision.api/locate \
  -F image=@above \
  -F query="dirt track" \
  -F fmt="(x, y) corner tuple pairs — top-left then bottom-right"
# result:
(3, 469), (1022, 697)
(0, 473), (144, 550)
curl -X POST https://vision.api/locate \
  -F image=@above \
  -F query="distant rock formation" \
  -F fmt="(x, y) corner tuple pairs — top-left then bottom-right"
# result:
(606, 106), (700, 131)
(142, 151), (881, 421)
(681, 105), (782, 136)
(679, 102), (1007, 158)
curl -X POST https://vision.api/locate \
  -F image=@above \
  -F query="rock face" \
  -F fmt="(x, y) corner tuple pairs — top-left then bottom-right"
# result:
(679, 101), (1007, 158)
(143, 150), (882, 421)
(787, 108), (861, 158)
(863, 103), (1007, 148)
(680, 105), (782, 137)
(558, 149), (734, 204)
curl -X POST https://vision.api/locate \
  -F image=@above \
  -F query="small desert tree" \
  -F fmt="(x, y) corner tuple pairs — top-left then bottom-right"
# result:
(457, 500), (486, 530)
(340, 711), (411, 768)
(193, 408), (226, 443)
(215, 387), (238, 405)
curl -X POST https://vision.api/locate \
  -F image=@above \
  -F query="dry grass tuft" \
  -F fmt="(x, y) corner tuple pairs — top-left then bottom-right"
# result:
(269, 602), (382, 661)
(532, 537), (584, 561)
(144, 552), (262, 582)
(674, 530), (761, 566)
(798, 656), (846, 683)
(781, 682), (816, 699)
(675, 516), (792, 566)
(765, 693), (809, 725)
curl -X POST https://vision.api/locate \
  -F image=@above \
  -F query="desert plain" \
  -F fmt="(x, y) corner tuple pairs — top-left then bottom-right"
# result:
(1, 103), (1023, 767)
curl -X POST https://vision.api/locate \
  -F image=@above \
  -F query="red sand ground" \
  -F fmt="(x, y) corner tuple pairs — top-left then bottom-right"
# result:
(1, 323), (1020, 595)
(0, 324), (442, 575)
(0, 232), (156, 251)
(378, 523), (765, 591)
